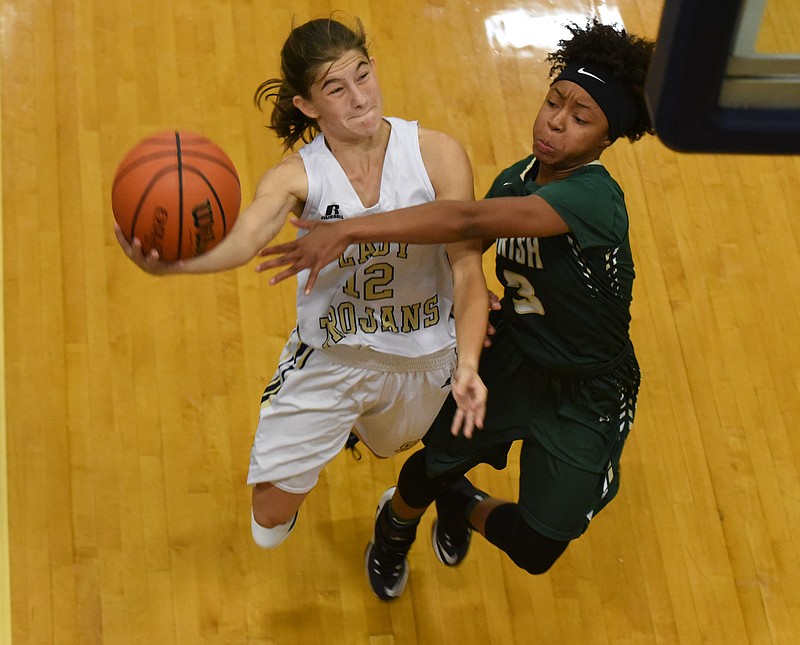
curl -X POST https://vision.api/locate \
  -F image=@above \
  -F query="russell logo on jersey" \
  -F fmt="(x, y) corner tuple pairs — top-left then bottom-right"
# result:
(322, 204), (344, 220)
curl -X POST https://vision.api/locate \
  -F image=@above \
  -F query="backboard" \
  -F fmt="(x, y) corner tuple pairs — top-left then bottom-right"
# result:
(645, 0), (800, 154)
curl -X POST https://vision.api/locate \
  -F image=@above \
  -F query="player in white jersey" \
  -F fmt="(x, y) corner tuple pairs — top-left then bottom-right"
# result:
(294, 117), (457, 358)
(115, 14), (488, 568)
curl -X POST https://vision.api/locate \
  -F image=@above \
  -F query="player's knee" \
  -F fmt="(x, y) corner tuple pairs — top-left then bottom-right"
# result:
(501, 531), (559, 574)
(397, 448), (461, 509)
(485, 503), (570, 575)
(250, 490), (300, 549)
(513, 550), (560, 575)
(251, 509), (298, 549)
(510, 523), (569, 574)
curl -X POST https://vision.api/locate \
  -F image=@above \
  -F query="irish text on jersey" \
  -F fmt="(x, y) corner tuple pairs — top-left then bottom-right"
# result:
(496, 237), (543, 269)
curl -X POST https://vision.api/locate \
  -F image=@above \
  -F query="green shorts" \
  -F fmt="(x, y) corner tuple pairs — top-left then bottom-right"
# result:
(424, 328), (640, 541)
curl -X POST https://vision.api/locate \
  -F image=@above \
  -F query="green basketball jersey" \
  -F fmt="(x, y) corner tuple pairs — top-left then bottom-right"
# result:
(488, 155), (634, 375)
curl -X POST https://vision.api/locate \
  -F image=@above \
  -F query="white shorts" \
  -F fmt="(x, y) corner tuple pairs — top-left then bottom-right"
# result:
(247, 329), (456, 494)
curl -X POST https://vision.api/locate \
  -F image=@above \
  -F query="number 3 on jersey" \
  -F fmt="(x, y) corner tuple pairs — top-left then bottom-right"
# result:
(503, 269), (545, 315)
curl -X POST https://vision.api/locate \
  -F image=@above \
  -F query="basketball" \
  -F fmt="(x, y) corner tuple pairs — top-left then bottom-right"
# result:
(112, 130), (241, 261)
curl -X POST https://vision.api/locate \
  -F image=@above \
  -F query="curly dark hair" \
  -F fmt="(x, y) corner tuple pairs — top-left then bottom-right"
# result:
(546, 18), (655, 142)
(254, 14), (370, 151)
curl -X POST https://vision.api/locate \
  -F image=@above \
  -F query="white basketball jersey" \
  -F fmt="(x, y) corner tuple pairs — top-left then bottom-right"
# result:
(295, 117), (456, 357)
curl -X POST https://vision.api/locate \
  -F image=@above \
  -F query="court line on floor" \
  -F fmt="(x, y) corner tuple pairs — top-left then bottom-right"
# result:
(0, 42), (12, 645)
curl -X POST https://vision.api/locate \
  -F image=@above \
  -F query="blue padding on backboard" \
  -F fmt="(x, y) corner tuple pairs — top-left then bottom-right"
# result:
(645, 0), (800, 154)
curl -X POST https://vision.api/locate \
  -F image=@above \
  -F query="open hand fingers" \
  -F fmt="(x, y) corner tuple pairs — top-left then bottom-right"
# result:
(255, 253), (301, 274)
(257, 240), (298, 258)
(450, 406), (479, 439)
(450, 381), (486, 438)
(114, 223), (132, 253)
(450, 408), (469, 437)
(261, 262), (321, 294)
(483, 321), (497, 347)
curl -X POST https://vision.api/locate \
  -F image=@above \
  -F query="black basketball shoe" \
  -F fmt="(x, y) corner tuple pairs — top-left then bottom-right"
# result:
(365, 487), (417, 601)
(431, 476), (487, 566)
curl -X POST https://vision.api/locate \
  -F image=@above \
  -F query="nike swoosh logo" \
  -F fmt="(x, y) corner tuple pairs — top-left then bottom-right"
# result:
(578, 67), (606, 83)
(437, 545), (459, 565)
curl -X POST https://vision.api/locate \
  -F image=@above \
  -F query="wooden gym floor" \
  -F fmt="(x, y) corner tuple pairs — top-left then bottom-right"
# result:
(2, 0), (800, 643)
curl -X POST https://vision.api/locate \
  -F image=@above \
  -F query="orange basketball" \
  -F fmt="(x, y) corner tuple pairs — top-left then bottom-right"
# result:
(112, 130), (241, 261)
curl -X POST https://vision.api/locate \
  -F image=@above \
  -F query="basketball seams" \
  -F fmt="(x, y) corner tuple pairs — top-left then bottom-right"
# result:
(175, 131), (184, 259)
(179, 152), (240, 183)
(128, 166), (180, 245)
(112, 151), (180, 191)
(112, 143), (239, 194)
(181, 166), (236, 235)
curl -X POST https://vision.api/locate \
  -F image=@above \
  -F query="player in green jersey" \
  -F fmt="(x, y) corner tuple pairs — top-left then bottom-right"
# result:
(258, 18), (655, 599)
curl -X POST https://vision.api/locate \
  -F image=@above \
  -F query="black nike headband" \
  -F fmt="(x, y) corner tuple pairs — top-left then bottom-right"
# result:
(552, 62), (638, 141)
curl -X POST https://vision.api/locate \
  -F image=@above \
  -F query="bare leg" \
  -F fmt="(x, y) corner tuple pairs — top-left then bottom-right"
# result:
(390, 489), (427, 522)
(466, 497), (508, 534)
(251, 482), (309, 528)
